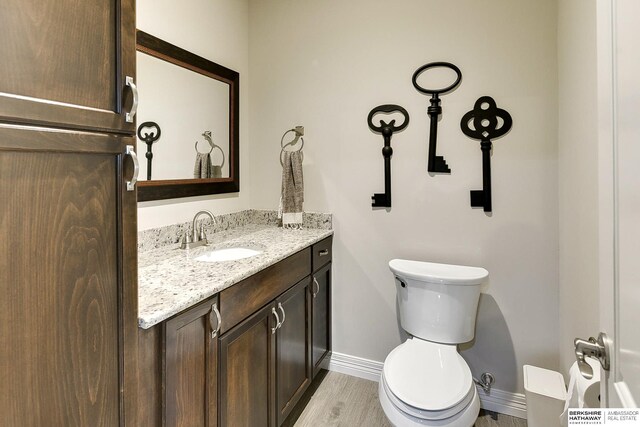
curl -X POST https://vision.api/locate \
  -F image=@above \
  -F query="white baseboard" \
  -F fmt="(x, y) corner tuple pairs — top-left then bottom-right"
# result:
(475, 387), (527, 419)
(326, 351), (384, 382)
(326, 351), (527, 420)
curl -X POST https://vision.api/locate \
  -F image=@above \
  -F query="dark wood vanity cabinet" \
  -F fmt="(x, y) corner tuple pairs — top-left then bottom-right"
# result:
(311, 237), (332, 377)
(312, 262), (332, 377)
(138, 238), (332, 427)
(218, 249), (312, 427)
(219, 277), (313, 427)
(219, 303), (277, 427)
(217, 240), (332, 427)
(275, 279), (313, 425)
(164, 297), (221, 427)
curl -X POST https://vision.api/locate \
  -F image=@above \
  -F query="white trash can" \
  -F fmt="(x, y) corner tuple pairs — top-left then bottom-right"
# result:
(523, 365), (567, 427)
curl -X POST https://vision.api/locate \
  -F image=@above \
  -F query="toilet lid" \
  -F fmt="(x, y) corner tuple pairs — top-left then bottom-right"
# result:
(389, 259), (488, 285)
(383, 339), (473, 411)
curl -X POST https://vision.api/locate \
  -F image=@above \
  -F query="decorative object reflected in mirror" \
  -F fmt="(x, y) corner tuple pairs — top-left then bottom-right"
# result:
(136, 30), (239, 202)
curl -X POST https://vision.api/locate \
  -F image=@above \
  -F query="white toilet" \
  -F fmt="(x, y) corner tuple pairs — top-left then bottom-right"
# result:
(379, 259), (489, 427)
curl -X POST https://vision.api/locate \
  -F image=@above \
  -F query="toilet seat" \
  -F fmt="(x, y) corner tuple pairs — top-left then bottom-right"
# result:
(379, 377), (480, 427)
(381, 371), (476, 421)
(382, 338), (476, 421)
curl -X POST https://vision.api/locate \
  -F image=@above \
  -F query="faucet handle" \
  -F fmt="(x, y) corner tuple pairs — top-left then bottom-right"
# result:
(198, 225), (208, 244)
(180, 230), (192, 250)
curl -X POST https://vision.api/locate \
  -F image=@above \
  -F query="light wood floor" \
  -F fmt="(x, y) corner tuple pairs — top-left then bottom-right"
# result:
(293, 371), (527, 427)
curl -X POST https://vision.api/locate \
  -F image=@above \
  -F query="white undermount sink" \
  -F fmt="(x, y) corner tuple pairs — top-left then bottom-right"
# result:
(194, 246), (262, 262)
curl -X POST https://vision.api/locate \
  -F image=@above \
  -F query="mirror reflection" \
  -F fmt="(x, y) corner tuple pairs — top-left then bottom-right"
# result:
(136, 51), (230, 181)
(135, 30), (240, 202)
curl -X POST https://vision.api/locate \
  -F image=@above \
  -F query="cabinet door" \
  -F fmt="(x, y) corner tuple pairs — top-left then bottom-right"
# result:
(276, 278), (312, 425)
(311, 263), (332, 377)
(0, 0), (136, 134)
(0, 125), (138, 426)
(219, 303), (277, 427)
(164, 297), (220, 427)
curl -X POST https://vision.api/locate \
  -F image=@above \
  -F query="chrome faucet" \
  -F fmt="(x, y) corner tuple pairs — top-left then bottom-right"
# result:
(181, 210), (216, 249)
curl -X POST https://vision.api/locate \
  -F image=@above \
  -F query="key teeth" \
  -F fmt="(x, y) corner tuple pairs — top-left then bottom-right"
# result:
(470, 190), (484, 207)
(430, 156), (451, 173)
(372, 193), (390, 207)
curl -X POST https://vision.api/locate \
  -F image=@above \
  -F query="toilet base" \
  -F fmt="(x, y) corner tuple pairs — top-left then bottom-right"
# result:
(379, 379), (480, 427)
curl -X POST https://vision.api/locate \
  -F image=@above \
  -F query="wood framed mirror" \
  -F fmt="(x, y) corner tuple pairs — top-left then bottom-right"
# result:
(135, 30), (239, 201)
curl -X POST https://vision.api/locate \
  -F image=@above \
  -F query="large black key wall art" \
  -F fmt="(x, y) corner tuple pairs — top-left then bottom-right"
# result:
(412, 62), (462, 174)
(367, 104), (410, 208)
(137, 121), (162, 180)
(460, 96), (512, 213)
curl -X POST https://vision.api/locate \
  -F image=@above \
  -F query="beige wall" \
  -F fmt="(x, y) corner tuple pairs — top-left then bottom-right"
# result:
(135, 0), (600, 395)
(248, 0), (559, 394)
(136, 0), (250, 230)
(557, 0), (600, 376)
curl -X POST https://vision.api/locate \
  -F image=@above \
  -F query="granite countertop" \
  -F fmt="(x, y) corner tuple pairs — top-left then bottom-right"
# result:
(138, 222), (333, 329)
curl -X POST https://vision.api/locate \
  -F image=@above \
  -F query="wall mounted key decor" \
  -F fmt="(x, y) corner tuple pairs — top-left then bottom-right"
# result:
(460, 96), (513, 213)
(412, 62), (462, 174)
(137, 121), (162, 180)
(367, 104), (410, 208)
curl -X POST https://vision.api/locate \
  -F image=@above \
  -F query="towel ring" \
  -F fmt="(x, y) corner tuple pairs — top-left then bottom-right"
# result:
(201, 131), (225, 168)
(280, 127), (304, 166)
(195, 131), (226, 168)
(195, 139), (214, 154)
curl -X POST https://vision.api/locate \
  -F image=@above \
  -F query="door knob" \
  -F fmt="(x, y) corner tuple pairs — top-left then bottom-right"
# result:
(574, 332), (610, 380)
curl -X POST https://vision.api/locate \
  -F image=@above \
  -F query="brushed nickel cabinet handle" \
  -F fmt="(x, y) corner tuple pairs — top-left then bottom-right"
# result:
(125, 145), (139, 191)
(318, 249), (329, 256)
(209, 303), (222, 339)
(271, 307), (281, 334)
(277, 302), (286, 326)
(125, 76), (138, 123)
(312, 277), (320, 299)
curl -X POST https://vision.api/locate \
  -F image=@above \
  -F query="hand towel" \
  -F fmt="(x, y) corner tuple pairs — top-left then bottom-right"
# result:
(194, 153), (213, 178)
(278, 151), (304, 228)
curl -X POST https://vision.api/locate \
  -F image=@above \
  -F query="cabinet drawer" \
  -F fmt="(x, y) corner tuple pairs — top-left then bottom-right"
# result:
(312, 236), (333, 272)
(219, 247), (311, 334)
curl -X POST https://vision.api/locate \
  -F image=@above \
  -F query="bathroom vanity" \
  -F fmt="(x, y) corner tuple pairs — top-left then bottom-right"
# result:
(136, 213), (332, 426)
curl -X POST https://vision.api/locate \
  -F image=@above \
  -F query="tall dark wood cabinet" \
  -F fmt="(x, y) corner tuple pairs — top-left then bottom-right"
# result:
(0, 0), (137, 134)
(0, 1), (138, 425)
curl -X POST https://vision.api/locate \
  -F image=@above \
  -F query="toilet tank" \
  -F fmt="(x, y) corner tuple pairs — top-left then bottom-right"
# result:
(389, 259), (488, 344)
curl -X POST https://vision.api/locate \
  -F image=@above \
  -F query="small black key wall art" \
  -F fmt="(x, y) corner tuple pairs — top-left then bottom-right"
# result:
(412, 62), (462, 174)
(137, 121), (162, 180)
(367, 104), (410, 208)
(460, 96), (513, 213)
